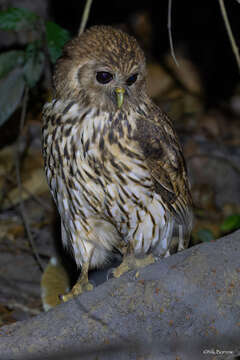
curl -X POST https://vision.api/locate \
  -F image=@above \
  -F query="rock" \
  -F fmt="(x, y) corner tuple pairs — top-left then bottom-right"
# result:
(0, 230), (240, 359)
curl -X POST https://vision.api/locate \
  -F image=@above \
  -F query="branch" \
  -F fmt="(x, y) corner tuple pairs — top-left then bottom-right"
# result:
(187, 153), (240, 175)
(78, 0), (93, 36)
(39, 18), (53, 91)
(15, 86), (44, 273)
(167, 0), (179, 67)
(218, 0), (240, 73)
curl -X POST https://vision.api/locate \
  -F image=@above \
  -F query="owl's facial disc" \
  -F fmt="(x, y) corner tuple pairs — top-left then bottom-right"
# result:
(91, 63), (144, 110)
(95, 69), (126, 108)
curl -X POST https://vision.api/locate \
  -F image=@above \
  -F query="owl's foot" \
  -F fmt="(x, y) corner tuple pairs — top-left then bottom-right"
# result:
(60, 277), (93, 302)
(60, 264), (93, 302)
(113, 254), (155, 278)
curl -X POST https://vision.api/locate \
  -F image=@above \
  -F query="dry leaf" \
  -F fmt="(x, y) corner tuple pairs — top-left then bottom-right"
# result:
(2, 168), (48, 209)
(165, 53), (203, 95)
(146, 62), (174, 99)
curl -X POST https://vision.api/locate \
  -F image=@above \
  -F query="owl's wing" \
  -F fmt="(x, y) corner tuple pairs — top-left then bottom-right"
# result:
(134, 107), (193, 236)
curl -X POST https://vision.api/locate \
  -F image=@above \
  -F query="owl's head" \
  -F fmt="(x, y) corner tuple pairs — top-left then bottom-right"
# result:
(54, 26), (147, 111)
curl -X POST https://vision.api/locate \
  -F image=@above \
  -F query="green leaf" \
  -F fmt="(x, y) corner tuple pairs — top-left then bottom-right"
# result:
(221, 214), (240, 232)
(45, 21), (70, 63)
(0, 7), (38, 31)
(0, 67), (25, 126)
(0, 50), (25, 78)
(23, 43), (44, 87)
(197, 229), (215, 242)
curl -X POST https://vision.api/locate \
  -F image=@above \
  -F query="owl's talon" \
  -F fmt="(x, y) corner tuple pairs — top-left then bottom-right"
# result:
(59, 275), (94, 302)
(60, 293), (71, 303)
(59, 293), (64, 301)
(89, 279), (96, 288)
(113, 258), (131, 278)
(106, 268), (115, 281)
(113, 254), (155, 278)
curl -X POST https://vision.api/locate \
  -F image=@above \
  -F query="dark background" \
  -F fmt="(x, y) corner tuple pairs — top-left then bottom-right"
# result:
(50, 0), (240, 106)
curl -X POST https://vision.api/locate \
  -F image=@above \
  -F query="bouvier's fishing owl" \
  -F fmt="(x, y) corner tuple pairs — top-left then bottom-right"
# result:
(42, 26), (193, 301)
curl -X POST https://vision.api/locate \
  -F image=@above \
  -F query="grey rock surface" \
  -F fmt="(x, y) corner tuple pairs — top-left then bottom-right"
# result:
(0, 231), (240, 360)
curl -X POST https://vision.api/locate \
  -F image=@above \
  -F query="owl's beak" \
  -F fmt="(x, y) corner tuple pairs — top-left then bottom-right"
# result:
(115, 87), (125, 108)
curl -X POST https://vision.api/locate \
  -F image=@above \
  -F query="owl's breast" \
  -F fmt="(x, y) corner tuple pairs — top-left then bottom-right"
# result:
(42, 102), (174, 255)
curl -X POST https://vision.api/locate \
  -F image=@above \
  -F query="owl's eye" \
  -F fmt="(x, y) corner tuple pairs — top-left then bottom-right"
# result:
(96, 71), (113, 84)
(126, 73), (138, 86)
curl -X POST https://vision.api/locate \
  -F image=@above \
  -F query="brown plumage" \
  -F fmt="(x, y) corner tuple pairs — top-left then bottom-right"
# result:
(42, 26), (193, 301)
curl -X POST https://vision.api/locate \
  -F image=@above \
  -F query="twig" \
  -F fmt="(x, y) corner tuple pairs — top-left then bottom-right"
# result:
(78, 0), (93, 35)
(7, 302), (41, 315)
(15, 86), (44, 272)
(218, 0), (240, 73)
(187, 153), (240, 175)
(39, 18), (53, 91)
(167, 0), (179, 67)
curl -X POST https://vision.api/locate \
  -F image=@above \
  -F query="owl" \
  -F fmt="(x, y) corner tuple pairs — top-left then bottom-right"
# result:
(42, 26), (193, 301)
